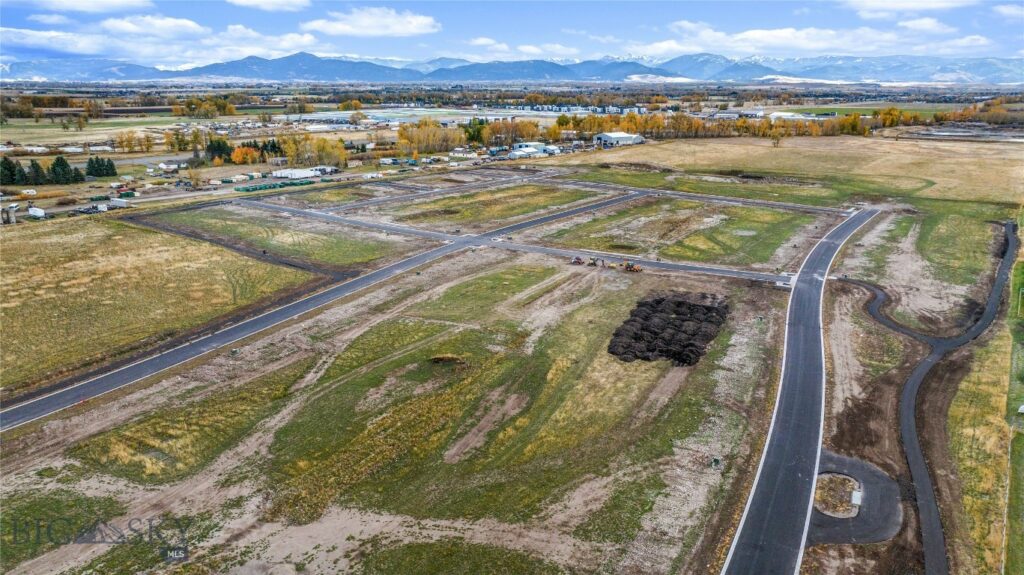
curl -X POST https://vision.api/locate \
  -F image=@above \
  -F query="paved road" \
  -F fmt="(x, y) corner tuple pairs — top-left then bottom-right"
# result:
(240, 197), (790, 285)
(1, 188), (784, 431)
(557, 179), (849, 216)
(318, 170), (560, 212)
(807, 449), (903, 546)
(721, 208), (877, 575)
(842, 221), (1018, 575)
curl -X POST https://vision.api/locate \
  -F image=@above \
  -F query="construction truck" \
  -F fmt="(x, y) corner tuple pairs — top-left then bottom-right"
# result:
(623, 261), (643, 272)
(569, 256), (585, 265)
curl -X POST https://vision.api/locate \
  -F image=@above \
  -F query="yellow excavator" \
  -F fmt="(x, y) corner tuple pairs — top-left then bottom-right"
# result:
(623, 260), (643, 272)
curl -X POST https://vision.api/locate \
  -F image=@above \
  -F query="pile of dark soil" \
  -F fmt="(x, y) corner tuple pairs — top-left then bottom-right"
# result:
(608, 291), (728, 366)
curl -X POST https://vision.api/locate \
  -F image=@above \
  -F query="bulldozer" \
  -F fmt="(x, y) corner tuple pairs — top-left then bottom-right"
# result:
(569, 256), (585, 265)
(623, 260), (643, 272)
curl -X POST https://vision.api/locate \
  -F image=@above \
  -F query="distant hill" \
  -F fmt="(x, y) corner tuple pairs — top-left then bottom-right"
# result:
(2, 51), (1021, 84)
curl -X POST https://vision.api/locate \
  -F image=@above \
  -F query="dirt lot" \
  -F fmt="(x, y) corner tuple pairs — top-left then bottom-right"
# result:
(0, 248), (786, 575)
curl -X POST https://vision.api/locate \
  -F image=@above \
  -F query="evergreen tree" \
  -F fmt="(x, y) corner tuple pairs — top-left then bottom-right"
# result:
(27, 160), (48, 185)
(105, 158), (117, 176)
(0, 156), (16, 185)
(13, 162), (27, 185)
(48, 155), (73, 184)
(85, 156), (97, 177)
(71, 167), (85, 183)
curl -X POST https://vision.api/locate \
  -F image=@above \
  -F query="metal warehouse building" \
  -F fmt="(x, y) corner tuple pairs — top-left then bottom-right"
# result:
(593, 132), (644, 146)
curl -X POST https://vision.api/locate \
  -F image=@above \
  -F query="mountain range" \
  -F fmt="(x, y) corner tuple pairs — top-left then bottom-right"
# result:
(2, 52), (1021, 84)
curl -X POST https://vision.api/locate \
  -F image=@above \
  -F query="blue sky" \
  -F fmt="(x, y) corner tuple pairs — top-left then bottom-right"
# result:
(1, 1), (1022, 69)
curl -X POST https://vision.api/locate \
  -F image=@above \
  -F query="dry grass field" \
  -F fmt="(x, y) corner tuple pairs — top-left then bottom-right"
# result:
(540, 136), (1023, 206)
(0, 217), (312, 397)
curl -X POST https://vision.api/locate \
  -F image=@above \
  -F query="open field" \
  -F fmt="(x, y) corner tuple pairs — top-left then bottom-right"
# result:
(263, 185), (377, 209)
(3, 115), (191, 145)
(540, 196), (816, 267)
(148, 203), (425, 273)
(388, 184), (600, 229)
(947, 325), (1013, 575)
(0, 245), (787, 574)
(0, 489), (126, 572)
(786, 103), (960, 119)
(70, 356), (315, 483)
(0, 217), (312, 398)
(539, 137), (1022, 206)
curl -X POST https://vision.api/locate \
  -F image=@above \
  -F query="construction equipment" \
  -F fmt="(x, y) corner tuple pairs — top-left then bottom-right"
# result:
(569, 256), (585, 265)
(623, 260), (643, 272)
(588, 257), (606, 267)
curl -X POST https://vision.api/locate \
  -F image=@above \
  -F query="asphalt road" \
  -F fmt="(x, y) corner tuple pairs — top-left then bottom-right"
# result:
(842, 221), (1018, 575)
(1, 189), (785, 431)
(721, 207), (877, 575)
(807, 449), (903, 546)
(239, 197), (789, 285)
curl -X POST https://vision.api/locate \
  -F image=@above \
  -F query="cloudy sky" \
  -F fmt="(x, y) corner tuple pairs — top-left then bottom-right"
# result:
(1, 0), (1021, 69)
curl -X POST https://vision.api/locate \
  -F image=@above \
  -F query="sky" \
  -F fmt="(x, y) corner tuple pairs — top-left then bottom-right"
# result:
(0, 0), (1022, 69)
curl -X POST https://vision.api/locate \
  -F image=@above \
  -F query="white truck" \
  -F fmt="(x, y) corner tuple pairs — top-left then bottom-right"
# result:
(110, 198), (132, 209)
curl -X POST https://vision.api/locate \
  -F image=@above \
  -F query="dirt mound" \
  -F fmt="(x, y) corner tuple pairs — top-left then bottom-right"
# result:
(598, 162), (672, 173)
(608, 292), (728, 366)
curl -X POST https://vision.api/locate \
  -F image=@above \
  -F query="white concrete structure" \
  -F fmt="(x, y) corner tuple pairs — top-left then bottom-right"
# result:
(508, 147), (545, 160)
(593, 132), (644, 146)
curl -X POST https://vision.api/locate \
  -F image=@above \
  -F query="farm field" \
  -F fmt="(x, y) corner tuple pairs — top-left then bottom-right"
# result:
(538, 195), (818, 267)
(3, 115), (191, 145)
(0, 217), (312, 399)
(148, 203), (425, 273)
(385, 184), (601, 230)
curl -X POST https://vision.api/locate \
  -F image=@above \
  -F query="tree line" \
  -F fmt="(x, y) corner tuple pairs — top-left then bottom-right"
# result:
(1, 156), (90, 186)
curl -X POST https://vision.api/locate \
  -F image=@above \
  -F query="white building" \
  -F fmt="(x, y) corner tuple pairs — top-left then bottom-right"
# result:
(593, 132), (644, 147)
(513, 141), (544, 151)
(508, 147), (546, 160)
(272, 168), (319, 179)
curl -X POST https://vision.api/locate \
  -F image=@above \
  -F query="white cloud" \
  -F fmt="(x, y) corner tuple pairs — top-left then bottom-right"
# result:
(100, 15), (210, 38)
(793, 7), (811, 16)
(27, 13), (73, 25)
(993, 4), (1024, 18)
(626, 19), (992, 58)
(518, 43), (579, 57)
(301, 7), (440, 37)
(28, 0), (152, 12)
(225, 0), (310, 11)
(561, 28), (621, 44)
(0, 23), (321, 70)
(469, 37), (498, 46)
(840, 0), (979, 19)
(898, 17), (957, 34)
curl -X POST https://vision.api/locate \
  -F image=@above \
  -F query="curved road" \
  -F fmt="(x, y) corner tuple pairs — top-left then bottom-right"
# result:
(721, 207), (877, 575)
(842, 221), (1018, 575)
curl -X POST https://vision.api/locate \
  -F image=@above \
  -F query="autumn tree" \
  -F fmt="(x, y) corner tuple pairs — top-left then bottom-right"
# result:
(230, 146), (260, 165)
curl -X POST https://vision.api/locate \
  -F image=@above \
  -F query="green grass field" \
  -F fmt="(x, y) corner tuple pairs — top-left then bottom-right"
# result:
(659, 206), (813, 265)
(274, 187), (375, 208)
(356, 540), (566, 575)
(574, 472), (667, 543)
(544, 197), (704, 254)
(0, 489), (126, 572)
(395, 185), (597, 226)
(151, 205), (413, 271)
(265, 263), (778, 536)
(0, 218), (311, 397)
(70, 357), (314, 484)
